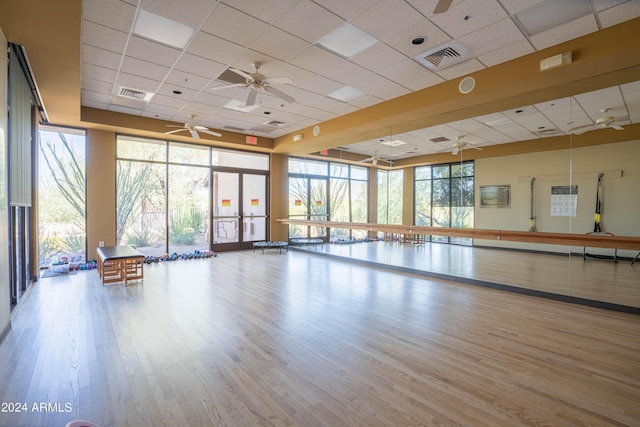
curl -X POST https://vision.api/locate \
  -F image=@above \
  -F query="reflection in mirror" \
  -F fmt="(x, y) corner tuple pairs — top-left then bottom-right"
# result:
(294, 85), (639, 313)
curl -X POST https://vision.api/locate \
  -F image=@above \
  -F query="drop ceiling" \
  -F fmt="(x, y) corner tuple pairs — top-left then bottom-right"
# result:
(77, 0), (639, 160)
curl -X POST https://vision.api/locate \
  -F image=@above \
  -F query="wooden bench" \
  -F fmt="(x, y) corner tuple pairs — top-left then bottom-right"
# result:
(96, 245), (145, 285)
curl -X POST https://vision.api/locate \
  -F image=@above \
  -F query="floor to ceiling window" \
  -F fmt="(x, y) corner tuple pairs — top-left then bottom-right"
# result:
(415, 161), (474, 245)
(116, 136), (269, 255)
(38, 126), (86, 267)
(377, 169), (403, 225)
(288, 158), (369, 241)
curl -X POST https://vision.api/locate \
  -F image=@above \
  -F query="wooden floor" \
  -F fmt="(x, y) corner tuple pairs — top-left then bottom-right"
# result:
(0, 249), (639, 426)
(302, 241), (640, 310)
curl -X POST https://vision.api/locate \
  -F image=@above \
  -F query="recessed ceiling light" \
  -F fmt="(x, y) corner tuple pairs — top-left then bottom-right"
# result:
(382, 139), (407, 147)
(411, 36), (426, 45)
(133, 9), (194, 49)
(317, 23), (379, 58)
(223, 99), (258, 112)
(515, 0), (592, 36)
(327, 86), (367, 103)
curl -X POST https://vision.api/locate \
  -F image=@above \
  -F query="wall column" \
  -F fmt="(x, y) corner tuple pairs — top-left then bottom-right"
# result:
(86, 129), (116, 257)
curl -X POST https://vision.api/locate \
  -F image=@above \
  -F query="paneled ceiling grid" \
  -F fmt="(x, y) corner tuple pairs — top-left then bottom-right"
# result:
(80, 0), (640, 158)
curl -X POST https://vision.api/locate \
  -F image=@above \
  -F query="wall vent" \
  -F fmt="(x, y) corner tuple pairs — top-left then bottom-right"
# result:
(413, 41), (470, 71)
(118, 86), (153, 101)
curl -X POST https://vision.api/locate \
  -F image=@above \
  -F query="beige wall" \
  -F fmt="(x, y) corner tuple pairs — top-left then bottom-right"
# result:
(86, 129), (116, 256)
(475, 139), (640, 257)
(0, 27), (11, 342)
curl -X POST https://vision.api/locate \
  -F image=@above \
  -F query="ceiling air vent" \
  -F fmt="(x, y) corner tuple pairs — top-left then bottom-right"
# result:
(222, 126), (246, 133)
(413, 41), (470, 71)
(118, 86), (153, 101)
(265, 120), (285, 127)
(430, 137), (450, 143)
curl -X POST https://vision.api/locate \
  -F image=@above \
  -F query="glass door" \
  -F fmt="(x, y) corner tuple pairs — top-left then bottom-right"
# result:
(212, 171), (269, 250)
(212, 171), (240, 248)
(242, 174), (267, 243)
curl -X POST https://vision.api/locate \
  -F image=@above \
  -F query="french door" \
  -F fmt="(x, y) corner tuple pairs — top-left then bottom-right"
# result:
(212, 171), (268, 251)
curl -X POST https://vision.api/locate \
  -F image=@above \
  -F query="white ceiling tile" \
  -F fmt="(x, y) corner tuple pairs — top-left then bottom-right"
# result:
(82, 0), (136, 32)
(83, 78), (113, 95)
(140, 0), (217, 28)
(220, 0), (299, 25)
(497, 0), (545, 15)
(591, 0), (631, 13)
(429, 0), (510, 39)
(186, 32), (246, 65)
(149, 93), (189, 109)
(275, 0), (344, 43)
(312, 0), (381, 20)
(108, 104), (144, 115)
(596, 0), (640, 28)
(201, 3), (270, 46)
(164, 70), (211, 91)
(350, 43), (408, 71)
(83, 45), (122, 70)
(529, 14), (599, 50)
(82, 63), (118, 84)
(246, 28), (312, 62)
(459, 18), (525, 57)
(174, 54), (227, 79)
(126, 36), (182, 67)
(384, 20), (452, 58)
(82, 21), (129, 53)
(81, 89), (111, 104)
(353, 0), (426, 42)
(121, 56), (170, 81)
(478, 39), (534, 67)
(117, 72), (162, 93)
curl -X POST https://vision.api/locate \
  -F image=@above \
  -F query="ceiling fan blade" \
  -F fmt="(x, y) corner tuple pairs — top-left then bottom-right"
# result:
(210, 83), (245, 91)
(165, 128), (187, 135)
(200, 129), (222, 137)
(568, 123), (594, 133)
(433, 0), (453, 14)
(264, 85), (295, 103)
(452, 147), (459, 155)
(228, 67), (253, 81)
(190, 129), (200, 139)
(246, 89), (258, 106)
(611, 124), (624, 131)
(264, 76), (293, 85)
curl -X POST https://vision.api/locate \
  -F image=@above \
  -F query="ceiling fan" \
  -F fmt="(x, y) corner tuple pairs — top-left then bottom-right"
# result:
(451, 135), (483, 155)
(433, 0), (453, 14)
(360, 151), (393, 166)
(165, 114), (222, 139)
(568, 108), (626, 134)
(211, 62), (295, 107)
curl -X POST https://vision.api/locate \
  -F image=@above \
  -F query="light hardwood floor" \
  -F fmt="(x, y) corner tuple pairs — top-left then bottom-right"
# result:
(0, 250), (639, 426)
(305, 241), (640, 310)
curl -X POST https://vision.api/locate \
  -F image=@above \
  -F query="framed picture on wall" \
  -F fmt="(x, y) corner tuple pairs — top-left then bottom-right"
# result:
(480, 185), (510, 208)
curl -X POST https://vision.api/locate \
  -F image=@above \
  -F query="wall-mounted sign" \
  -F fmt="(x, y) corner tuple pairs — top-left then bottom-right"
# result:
(480, 185), (510, 208)
(551, 185), (578, 217)
(221, 199), (231, 207)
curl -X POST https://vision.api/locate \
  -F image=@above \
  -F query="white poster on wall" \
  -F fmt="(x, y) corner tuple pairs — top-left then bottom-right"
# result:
(551, 185), (578, 217)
